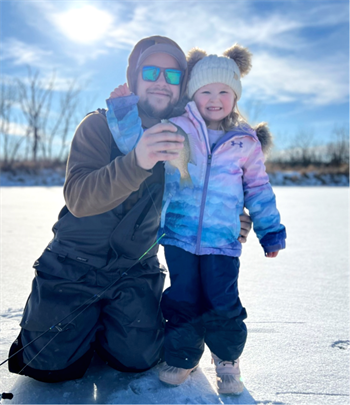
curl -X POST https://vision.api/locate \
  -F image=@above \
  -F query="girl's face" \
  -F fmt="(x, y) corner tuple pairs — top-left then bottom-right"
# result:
(193, 83), (236, 130)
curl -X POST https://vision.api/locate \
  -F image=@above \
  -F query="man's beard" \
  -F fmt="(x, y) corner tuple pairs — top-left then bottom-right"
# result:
(139, 96), (176, 119)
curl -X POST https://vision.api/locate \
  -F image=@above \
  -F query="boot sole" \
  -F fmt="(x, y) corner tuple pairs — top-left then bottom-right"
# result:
(159, 366), (198, 386)
(218, 384), (244, 395)
(218, 389), (244, 395)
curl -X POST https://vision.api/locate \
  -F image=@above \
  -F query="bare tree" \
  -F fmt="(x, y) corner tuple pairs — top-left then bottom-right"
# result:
(0, 80), (29, 167)
(289, 129), (317, 165)
(327, 125), (349, 165)
(16, 67), (56, 162)
(44, 78), (83, 161)
(2, 66), (90, 167)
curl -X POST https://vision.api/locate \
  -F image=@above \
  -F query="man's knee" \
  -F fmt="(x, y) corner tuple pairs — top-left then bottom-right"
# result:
(8, 332), (94, 383)
(96, 328), (163, 372)
(96, 343), (161, 373)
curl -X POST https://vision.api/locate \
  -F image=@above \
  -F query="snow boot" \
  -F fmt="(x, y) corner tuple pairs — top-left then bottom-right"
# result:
(211, 353), (244, 395)
(159, 362), (198, 385)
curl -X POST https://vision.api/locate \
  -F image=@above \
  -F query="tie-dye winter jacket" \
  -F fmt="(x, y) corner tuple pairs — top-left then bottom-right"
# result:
(106, 96), (286, 257)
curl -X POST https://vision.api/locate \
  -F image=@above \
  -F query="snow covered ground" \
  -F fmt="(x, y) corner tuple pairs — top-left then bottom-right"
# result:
(0, 168), (349, 187)
(0, 187), (349, 404)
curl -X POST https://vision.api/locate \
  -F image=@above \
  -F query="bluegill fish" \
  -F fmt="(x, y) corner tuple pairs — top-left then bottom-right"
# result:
(161, 119), (196, 189)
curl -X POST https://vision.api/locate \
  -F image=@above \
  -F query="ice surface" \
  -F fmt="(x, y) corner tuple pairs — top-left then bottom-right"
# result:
(1, 169), (348, 187)
(0, 187), (349, 404)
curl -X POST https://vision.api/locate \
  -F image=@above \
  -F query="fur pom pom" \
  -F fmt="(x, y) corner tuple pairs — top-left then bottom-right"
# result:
(186, 48), (207, 76)
(223, 44), (252, 77)
(253, 122), (273, 154)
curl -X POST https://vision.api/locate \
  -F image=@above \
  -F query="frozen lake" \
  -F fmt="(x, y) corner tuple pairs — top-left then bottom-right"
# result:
(0, 187), (349, 404)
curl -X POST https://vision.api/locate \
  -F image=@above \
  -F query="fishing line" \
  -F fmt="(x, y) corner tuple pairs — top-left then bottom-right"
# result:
(145, 178), (161, 218)
(0, 290), (102, 368)
(0, 233), (165, 372)
(16, 330), (60, 376)
(0, 160), (166, 401)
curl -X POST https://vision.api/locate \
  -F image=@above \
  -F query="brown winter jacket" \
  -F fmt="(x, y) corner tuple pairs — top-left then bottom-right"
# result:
(64, 35), (188, 217)
(63, 112), (157, 218)
(37, 36), (188, 272)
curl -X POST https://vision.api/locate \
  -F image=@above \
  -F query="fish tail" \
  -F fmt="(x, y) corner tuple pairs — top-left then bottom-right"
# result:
(179, 174), (193, 190)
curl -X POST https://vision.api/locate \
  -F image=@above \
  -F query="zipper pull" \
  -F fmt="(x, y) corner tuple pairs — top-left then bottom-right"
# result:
(208, 154), (212, 164)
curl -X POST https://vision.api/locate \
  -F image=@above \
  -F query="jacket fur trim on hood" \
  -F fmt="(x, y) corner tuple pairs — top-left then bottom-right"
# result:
(158, 100), (285, 257)
(252, 122), (273, 155)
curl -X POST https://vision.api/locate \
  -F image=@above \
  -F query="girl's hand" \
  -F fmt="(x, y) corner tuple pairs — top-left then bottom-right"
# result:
(266, 251), (279, 258)
(110, 83), (131, 98)
(238, 210), (252, 243)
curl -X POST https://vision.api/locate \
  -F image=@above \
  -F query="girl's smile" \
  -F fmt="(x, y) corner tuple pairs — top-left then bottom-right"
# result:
(193, 83), (236, 130)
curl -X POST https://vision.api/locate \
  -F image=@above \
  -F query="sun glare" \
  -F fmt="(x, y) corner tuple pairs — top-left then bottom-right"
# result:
(54, 6), (113, 43)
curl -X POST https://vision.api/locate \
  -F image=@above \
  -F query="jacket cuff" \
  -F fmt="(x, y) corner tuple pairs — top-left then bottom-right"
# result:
(106, 94), (139, 120)
(260, 227), (287, 253)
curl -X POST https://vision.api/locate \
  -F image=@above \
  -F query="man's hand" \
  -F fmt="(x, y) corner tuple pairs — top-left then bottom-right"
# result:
(266, 251), (279, 258)
(110, 83), (131, 98)
(238, 210), (252, 243)
(135, 122), (185, 170)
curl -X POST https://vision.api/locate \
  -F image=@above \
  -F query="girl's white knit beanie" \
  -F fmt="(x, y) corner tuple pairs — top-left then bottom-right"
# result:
(186, 44), (252, 100)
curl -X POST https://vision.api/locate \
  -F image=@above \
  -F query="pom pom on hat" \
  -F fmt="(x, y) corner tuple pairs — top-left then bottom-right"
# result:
(223, 44), (252, 77)
(187, 48), (207, 76)
(187, 43), (252, 100)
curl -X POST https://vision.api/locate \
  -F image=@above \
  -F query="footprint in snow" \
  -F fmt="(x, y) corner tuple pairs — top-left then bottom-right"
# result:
(331, 340), (350, 350)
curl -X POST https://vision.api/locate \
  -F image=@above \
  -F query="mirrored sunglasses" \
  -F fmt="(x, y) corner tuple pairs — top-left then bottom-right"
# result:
(142, 66), (183, 85)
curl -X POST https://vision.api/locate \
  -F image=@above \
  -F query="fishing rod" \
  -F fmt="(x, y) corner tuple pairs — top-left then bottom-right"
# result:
(1, 176), (163, 365)
(0, 233), (165, 370)
(0, 233), (165, 401)
(0, 159), (165, 404)
(0, 393), (13, 401)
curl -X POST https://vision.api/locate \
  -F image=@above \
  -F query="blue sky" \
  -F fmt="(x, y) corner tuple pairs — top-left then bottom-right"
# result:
(1, 0), (349, 150)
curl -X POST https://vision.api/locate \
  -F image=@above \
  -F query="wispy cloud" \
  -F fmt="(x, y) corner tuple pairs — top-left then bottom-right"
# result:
(102, 1), (348, 52)
(101, 1), (348, 105)
(0, 39), (53, 68)
(244, 51), (349, 105)
(0, 38), (95, 91)
(20, 1), (347, 55)
(0, 120), (28, 137)
(4, 0), (349, 106)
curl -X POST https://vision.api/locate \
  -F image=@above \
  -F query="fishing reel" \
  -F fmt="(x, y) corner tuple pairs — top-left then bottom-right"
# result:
(0, 392), (13, 401)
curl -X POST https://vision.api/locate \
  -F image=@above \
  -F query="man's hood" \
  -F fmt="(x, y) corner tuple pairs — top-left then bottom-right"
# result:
(126, 35), (189, 128)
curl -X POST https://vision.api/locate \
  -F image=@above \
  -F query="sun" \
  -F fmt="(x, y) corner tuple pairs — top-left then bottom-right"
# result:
(54, 5), (113, 43)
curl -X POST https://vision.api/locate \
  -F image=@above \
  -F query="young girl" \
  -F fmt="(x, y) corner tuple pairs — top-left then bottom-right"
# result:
(106, 44), (286, 395)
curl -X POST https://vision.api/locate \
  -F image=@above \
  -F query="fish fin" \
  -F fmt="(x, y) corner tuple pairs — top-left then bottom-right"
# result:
(179, 175), (194, 190)
(168, 120), (197, 166)
(165, 162), (178, 175)
(189, 153), (197, 166)
(187, 135), (197, 166)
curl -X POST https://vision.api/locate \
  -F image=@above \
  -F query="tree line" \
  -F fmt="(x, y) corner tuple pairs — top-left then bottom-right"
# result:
(1, 68), (349, 171)
(269, 126), (349, 168)
(0, 67), (93, 169)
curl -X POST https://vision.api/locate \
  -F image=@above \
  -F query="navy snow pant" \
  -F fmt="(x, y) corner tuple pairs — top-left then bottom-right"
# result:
(161, 246), (247, 369)
(8, 252), (165, 382)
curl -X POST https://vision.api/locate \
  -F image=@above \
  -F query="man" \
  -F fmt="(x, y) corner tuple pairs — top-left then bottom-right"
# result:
(8, 36), (251, 382)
